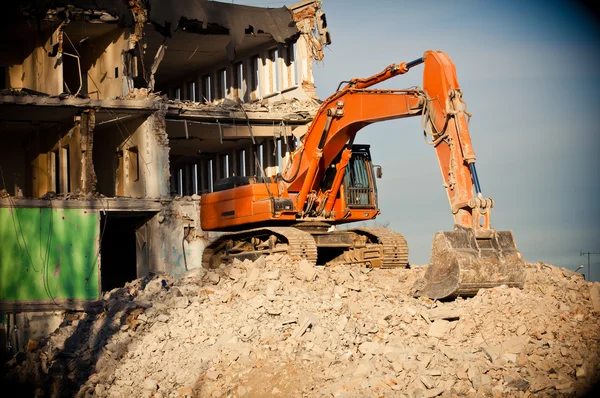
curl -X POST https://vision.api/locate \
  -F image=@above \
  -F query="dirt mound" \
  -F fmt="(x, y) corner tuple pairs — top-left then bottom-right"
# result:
(3, 258), (600, 397)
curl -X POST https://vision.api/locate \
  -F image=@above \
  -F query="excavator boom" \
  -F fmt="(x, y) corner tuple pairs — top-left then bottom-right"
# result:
(200, 50), (526, 299)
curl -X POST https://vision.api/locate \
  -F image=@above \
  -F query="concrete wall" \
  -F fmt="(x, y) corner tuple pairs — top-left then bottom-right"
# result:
(94, 112), (170, 198)
(86, 31), (130, 99)
(7, 29), (63, 95)
(147, 199), (209, 276)
(0, 207), (100, 304)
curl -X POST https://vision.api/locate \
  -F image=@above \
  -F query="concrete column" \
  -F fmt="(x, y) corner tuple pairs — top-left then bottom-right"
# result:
(80, 110), (97, 194)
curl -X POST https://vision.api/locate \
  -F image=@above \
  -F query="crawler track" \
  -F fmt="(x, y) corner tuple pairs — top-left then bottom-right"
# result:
(347, 227), (409, 268)
(202, 227), (318, 268)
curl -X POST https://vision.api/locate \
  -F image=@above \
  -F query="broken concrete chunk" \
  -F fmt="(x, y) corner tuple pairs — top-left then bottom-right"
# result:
(427, 307), (461, 321)
(420, 375), (435, 389)
(291, 312), (317, 339)
(353, 359), (372, 377)
(246, 267), (261, 283)
(206, 272), (220, 284)
(383, 346), (404, 363)
(358, 341), (381, 355)
(143, 379), (158, 391)
(178, 386), (194, 398)
(262, 269), (280, 280)
(206, 370), (221, 381)
(427, 320), (450, 338)
(295, 260), (317, 281)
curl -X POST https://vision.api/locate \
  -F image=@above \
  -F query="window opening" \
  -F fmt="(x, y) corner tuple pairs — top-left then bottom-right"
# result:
(216, 68), (227, 99)
(201, 74), (212, 103)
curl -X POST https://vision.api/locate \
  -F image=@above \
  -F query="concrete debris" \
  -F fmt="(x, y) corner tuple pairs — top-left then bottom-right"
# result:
(3, 261), (600, 397)
(169, 96), (321, 116)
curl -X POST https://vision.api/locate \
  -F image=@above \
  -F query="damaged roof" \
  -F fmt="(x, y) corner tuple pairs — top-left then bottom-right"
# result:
(149, 1), (298, 60)
(1, 0), (300, 60)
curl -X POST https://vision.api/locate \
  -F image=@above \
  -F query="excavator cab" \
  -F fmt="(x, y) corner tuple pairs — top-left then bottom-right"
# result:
(343, 145), (378, 208)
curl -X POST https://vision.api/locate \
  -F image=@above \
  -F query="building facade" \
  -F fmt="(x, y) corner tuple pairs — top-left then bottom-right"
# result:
(0, 0), (330, 351)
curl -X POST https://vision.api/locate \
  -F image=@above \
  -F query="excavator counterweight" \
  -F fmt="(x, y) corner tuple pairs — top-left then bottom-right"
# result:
(200, 50), (527, 299)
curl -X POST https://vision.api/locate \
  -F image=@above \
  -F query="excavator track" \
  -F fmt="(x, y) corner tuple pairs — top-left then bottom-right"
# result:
(329, 227), (409, 268)
(202, 227), (318, 269)
(352, 228), (409, 268)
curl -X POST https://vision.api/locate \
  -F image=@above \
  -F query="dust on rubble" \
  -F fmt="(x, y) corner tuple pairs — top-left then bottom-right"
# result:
(3, 258), (600, 397)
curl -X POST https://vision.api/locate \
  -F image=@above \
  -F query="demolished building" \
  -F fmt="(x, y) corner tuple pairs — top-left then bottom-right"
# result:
(0, 0), (330, 351)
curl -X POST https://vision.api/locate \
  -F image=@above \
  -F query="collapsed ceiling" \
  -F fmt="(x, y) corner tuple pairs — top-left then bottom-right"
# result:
(0, 0), (304, 88)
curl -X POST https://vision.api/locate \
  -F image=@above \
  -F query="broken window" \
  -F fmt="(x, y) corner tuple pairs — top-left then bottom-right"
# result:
(201, 74), (212, 103)
(268, 48), (279, 94)
(249, 55), (260, 100)
(233, 62), (244, 101)
(216, 68), (227, 100)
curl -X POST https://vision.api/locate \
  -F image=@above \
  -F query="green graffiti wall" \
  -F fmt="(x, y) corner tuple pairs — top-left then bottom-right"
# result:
(0, 207), (100, 302)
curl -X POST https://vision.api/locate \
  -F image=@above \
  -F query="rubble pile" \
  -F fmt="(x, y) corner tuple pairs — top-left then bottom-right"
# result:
(4, 258), (600, 397)
(121, 88), (163, 101)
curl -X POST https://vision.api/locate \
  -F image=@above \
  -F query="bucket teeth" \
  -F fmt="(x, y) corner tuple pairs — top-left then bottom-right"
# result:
(412, 226), (526, 299)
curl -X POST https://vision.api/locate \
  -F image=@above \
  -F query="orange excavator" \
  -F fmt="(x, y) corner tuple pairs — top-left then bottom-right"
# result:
(200, 50), (526, 299)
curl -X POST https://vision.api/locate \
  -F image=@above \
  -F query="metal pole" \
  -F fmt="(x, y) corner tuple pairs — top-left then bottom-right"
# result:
(580, 251), (600, 281)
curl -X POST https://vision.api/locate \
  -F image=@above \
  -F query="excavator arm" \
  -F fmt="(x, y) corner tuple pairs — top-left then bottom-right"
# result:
(284, 50), (492, 232)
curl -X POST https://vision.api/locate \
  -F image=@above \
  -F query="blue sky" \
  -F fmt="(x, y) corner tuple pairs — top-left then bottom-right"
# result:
(238, 1), (600, 280)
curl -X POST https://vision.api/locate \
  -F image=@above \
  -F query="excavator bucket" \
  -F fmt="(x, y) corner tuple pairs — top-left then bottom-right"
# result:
(412, 226), (526, 299)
